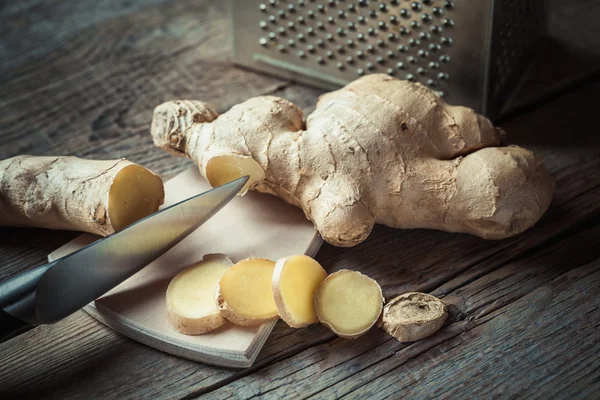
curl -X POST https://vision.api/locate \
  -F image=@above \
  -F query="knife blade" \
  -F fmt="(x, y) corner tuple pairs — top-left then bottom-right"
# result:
(0, 176), (248, 337)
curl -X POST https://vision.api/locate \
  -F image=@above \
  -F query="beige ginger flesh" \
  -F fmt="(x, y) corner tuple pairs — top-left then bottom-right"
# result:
(314, 270), (384, 339)
(215, 258), (279, 326)
(378, 292), (448, 342)
(206, 155), (265, 195)
(166, 254), (233, 335)
(0, 155), (164, 236)
(272, 255), (327, 328)
(152, 75), (553, 247)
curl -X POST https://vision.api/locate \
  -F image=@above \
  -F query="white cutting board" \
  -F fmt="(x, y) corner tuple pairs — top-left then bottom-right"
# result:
(48, 167), (322, 368)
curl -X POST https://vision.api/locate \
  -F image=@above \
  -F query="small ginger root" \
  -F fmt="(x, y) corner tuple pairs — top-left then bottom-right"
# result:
(166, 254), (233, 335)
(378, 292), (448, 342)
(215, 257), (279, 326)
(152, 75), (553, 247)
(272, 255), (327, 328)
(314, 270), (384, 339)
(0, 155), (164, 235)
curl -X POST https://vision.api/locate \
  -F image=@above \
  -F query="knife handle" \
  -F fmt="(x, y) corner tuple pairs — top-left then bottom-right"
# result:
(0, 308), (32, 342)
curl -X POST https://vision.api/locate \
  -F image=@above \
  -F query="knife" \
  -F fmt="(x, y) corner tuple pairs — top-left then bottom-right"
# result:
(0, 175), (249, 342)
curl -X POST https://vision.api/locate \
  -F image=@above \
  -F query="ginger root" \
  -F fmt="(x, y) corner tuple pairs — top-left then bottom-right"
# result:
(0, 155), (164, 235)
(272, 255), (327, 328)
(378, 292), (448, 342)
(215, 257), (279, 326)
(314, 270), (384, 339)
(166, 254), (232, 335)
(152, 74), (553, 247)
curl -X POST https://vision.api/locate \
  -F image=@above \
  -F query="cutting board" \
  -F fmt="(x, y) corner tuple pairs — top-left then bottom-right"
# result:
(48, 167), (322, 368)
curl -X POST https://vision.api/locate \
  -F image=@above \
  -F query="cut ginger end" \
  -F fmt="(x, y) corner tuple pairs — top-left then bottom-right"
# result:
(315, 270), (384, 339)
(108, 164), (165, 231)
(166, 254), (233, 335)
(216, 258), (278, 326)
(205, 154), (265, 195)
(273, 255), (327, 328)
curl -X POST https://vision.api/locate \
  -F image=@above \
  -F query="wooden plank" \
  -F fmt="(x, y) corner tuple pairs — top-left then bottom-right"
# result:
(1, 0), (600, 398)
(199, 224), (600, 400)
(2, 76), (589, 400)
(320, 228), (600, 400)
(2, 40), (600, 400)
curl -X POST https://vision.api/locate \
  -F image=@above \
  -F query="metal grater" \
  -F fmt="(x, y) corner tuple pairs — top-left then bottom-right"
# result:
(230, 0), (546, 118)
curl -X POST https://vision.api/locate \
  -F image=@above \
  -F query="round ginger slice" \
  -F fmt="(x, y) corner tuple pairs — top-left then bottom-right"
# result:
(314, 270), (384, 339)
(378, 292), (448, 342)
(273, 255), (327, 328)
(166, 254), (233, 335)
(216, 258), (278, 326)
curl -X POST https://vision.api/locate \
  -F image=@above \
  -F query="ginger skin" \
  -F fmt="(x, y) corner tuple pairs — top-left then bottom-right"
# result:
(151, 75), (553, 247)
(0, 155), (164, 236)
(379, 292), (448, 342)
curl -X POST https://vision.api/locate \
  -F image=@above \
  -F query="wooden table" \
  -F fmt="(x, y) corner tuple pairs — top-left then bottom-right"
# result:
(1, 1), (599, 398)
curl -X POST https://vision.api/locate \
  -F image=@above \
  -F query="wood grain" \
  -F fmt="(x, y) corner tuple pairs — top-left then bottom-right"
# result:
(1, 0), (600, 399)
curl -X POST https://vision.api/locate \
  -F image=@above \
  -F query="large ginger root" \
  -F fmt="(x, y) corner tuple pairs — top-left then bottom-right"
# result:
(0, 155), (164, 236)
(151, 74), (553, 247)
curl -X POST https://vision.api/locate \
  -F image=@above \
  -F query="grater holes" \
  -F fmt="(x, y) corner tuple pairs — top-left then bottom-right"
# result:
(257, 0), (453, 87)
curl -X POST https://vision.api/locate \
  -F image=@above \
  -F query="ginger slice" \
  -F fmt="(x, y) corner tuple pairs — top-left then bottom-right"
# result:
(109, 164), (165, 231)
(314, 270), (384, 339)
(166, 254), (233, 335)
(273, 255), (327, 328)
(205, 154), (265, 195)
(216, 257), (278, 326)
(378, 292), (448, 342)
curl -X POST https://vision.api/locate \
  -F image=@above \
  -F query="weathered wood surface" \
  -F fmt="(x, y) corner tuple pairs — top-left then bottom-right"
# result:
(1, 1), (599, 399)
